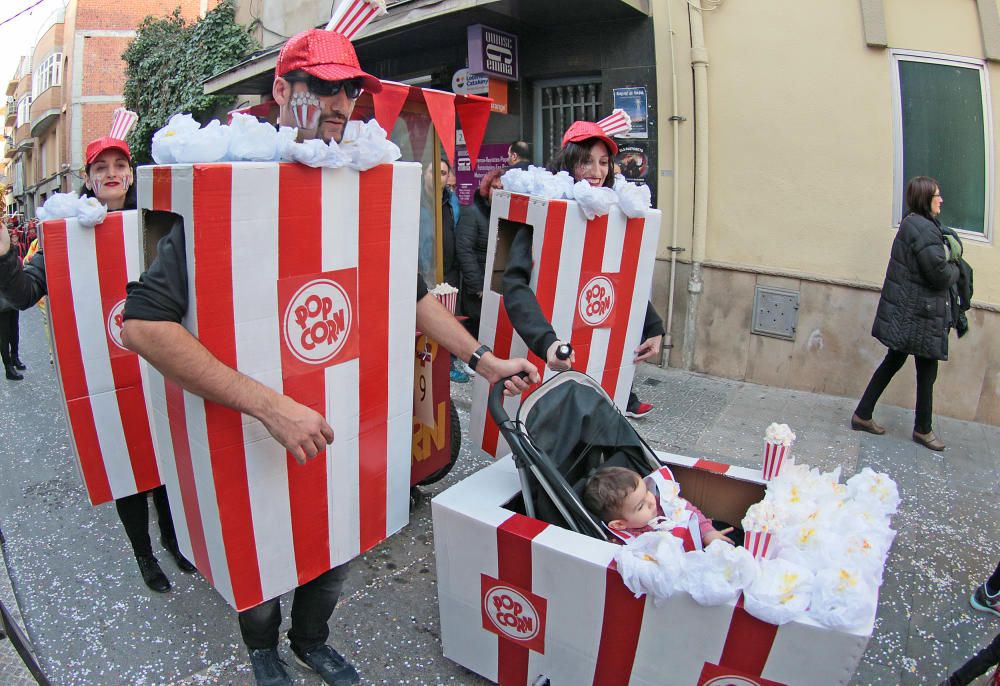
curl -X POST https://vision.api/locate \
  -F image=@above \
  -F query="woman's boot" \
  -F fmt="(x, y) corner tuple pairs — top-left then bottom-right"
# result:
(5, 364), (23, 381)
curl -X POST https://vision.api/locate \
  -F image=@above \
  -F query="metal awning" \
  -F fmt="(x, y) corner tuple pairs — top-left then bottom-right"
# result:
(203, 0), (649, 96)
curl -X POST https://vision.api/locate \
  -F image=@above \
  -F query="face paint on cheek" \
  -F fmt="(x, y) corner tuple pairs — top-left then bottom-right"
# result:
(289, 82), (322, 132)
(92, 179), (102, 198)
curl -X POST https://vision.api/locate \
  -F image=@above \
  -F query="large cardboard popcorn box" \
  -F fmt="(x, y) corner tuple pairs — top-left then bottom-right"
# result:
(136, 161), (421, 610)
(43, 210), (162, 506)
(433, 453), (873, 686)
(468, 191), (661, 459)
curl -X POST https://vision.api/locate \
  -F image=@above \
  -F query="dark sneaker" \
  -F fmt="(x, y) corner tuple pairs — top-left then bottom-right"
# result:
(626, 402), (653, 419)
(5, 365), (23, 381)
(248, 648), (292, 686)
(161, 538), (196, 573)
(291, 643), (360, 686)
(135, 554), (171, 592)
(971, 584), (1000, 618)
(12, 359), (26, 370)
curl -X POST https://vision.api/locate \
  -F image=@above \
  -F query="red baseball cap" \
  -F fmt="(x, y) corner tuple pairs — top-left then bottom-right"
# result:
(85, 136), (132, 166)
(561, 121), (619, 156)
(276, 29), (382, 94)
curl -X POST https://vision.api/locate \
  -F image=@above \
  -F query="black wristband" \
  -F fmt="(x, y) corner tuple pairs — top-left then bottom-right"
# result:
(467, 344), (491, 372)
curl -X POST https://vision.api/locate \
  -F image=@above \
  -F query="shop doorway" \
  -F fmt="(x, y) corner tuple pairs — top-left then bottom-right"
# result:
(533, 77), (603, 166)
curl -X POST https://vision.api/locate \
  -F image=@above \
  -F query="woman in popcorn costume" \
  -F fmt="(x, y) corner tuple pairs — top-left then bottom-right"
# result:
(501, 114), (665, 418)
(0, 112), (196, 594)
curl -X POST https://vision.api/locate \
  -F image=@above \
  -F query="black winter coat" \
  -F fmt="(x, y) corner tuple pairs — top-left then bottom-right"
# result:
(0, 247), (47, 310)
(871, 213), (959, 360)
(455, 193), (490, 318)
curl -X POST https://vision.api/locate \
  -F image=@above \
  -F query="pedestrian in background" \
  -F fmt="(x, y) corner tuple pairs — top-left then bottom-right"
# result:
(508, 140), (531, 169)
(852, 176), (961, 451)
(456, 167), (504, 339)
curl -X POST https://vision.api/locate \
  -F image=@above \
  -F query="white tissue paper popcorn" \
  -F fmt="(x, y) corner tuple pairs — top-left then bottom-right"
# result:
(572, 180), (618, 220)
(744, 558), (815, 625)
(846, 468), (901, 517)
(682, 541), (758, 607)
(613, 175), (652, 218)
(36, 193), (84, 221)
(615, 532), (687, 605)
(227, 113), (293, 161)
(172, 119), (231, 164)
(808, 566), (876, 629)
(283, 138), (347, 168)
(76, 196), (109, 228)
(338, 119), (401, 170)
(764, 422), (797, 446)
(151, 114), (204, 164)
(36, 193), (109, 228)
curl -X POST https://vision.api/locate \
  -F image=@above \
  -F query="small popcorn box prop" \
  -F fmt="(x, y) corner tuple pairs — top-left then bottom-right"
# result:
(430, 284), (458, 314)
(43, 210), (162, 506)
(745, 529), (774, 560)
(136, 161), (420, 610)
(762, 440), (789, 481)
(433, 452), (875, 686)
(469, 191), (661, 459)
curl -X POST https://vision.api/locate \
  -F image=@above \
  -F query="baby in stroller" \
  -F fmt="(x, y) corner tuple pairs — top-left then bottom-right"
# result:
(583, 465), (736, 549)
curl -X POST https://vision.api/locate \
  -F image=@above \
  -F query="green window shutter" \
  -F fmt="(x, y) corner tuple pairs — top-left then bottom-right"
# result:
(898, 58), (987, 234)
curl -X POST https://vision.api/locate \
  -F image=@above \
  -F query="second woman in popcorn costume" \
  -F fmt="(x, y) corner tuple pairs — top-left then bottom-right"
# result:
(0, 121), (195, 594)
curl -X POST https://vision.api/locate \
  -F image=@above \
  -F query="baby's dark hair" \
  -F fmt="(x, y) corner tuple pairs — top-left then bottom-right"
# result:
(582, 466), (641, 523)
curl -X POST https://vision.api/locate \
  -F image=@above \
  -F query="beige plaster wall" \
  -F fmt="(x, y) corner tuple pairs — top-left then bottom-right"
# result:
(653, 260), (1000, 426)
(651, 0), (999, 304)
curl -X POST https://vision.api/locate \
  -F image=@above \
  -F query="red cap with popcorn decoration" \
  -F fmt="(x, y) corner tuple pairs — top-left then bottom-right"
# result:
(85, 108), (138, 165)
(276, 29), (383, 94)
(560, 109), (633, 156)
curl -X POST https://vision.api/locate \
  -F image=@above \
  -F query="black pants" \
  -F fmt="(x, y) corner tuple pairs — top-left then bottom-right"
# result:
(238, 562), (351, 651)
(0, 309), (20, 366)
(855, 348), (938, 434)
(114, 485), (178, 558)
(945, 632), (1000, 685)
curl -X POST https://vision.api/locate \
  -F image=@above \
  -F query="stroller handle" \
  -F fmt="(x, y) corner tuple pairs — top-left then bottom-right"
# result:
(487, 372), (530, 426)
(555, 342), (573, 361)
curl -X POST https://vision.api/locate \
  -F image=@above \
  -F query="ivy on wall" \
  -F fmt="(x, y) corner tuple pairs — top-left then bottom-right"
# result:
(121, 0), (258, 164)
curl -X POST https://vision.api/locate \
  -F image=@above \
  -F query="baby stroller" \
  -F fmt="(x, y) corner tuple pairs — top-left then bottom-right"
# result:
(487, 369), (664, 540)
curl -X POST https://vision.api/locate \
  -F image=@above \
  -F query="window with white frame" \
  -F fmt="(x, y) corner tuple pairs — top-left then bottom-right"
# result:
(891, 50), (994, 241)
(15, 95), (31, 127)
(31, 53), (62, 98)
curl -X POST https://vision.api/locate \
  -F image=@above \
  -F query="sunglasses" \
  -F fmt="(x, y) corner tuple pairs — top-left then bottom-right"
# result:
(287, 75), (365, 99)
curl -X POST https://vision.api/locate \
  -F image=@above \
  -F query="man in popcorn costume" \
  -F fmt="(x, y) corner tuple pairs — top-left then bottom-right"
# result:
(121, 7), (538, 685)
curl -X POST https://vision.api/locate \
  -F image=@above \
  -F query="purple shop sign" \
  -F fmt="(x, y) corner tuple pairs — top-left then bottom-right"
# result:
(455, 142), (510, 205)
(468, 24), (518, 82)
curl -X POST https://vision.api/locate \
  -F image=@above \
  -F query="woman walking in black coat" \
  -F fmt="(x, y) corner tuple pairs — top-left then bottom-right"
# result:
(455, 168), (505, 339)
(852, 176), (961, 451)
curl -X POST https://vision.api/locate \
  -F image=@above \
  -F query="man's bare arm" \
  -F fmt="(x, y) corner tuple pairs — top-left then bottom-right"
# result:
(415, 295), (540, 392)
(122, 319), (333, 464)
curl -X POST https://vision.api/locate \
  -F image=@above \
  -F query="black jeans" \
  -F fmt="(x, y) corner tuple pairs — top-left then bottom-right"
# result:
(944, 631), (1000, 685)
(238, 561), (351, 651)
(0, 309), (19, 366)
(115, 485), (178, 558)
(855, 348), (938, 434)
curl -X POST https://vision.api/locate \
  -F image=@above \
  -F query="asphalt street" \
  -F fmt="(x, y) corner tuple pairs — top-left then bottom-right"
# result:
(1, 306), (999, 685)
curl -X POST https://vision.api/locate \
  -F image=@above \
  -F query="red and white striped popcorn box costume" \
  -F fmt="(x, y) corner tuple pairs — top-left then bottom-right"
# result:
(136, 161), (421, 611)
(42, 210), (162, 506)
(433, 453), (874, 686)
(469, 191), (661, 459)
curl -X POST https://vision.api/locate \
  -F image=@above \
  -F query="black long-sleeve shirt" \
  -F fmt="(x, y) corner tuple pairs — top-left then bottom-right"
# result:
(0, 247), (47, 310)
(501, 226), (664, 360)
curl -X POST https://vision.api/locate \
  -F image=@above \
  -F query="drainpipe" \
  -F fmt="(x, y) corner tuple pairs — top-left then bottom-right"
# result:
(682, 0), (710, 371)
(660, 0), (686, 366)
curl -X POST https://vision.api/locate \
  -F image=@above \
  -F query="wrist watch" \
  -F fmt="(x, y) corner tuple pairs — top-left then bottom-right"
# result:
(467, 344), (492, 372)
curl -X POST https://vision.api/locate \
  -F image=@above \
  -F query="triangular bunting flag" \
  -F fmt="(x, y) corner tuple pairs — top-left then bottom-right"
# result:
(455, 95), (492, 172)
(421, 88), (457, 169)
(372, 80), (411, 136)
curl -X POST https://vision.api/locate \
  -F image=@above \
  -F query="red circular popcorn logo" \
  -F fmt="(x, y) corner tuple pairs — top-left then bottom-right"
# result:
(107, 299), (127, 350)
(578, 275), (615, 327)
(704, 677), (761, 686)
(283, 279), (353, 365)
(483, 585), (540, 642)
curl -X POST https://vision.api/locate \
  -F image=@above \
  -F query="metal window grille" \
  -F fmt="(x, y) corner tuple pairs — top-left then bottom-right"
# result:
(534, 78), (602, 166)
